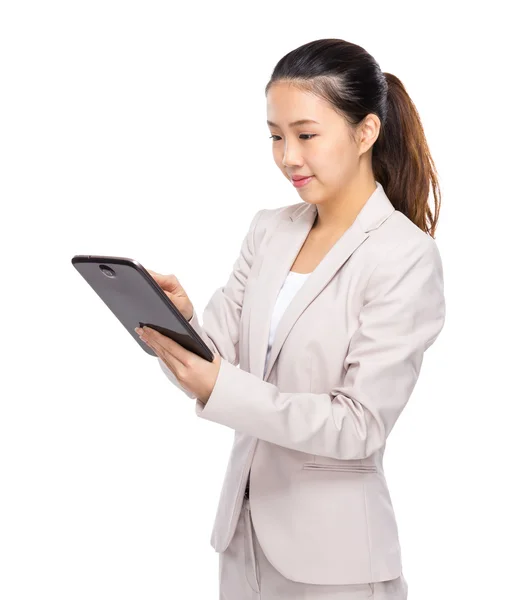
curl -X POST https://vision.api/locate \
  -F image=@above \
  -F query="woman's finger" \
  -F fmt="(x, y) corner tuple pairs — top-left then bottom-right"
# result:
(144, 336), (179, 374)
(143, 327), (188, 360)
(140, 327), (186, 376)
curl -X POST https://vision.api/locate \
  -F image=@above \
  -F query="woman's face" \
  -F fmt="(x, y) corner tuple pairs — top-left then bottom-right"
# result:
(266, 81), (370, 206)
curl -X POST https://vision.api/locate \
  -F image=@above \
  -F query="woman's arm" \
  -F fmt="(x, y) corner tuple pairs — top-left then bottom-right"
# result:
(157, 208), (266, 400)
(194, 235), (446, 459)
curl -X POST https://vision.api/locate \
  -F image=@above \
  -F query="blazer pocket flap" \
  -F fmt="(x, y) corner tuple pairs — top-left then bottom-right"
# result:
(302, 462), (378, 473)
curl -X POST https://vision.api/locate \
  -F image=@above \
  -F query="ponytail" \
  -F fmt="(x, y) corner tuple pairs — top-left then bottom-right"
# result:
(373, 73), (441, 237)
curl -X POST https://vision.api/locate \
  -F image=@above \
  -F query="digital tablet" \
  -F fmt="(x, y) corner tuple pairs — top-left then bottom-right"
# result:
(71, 255), (215, 361)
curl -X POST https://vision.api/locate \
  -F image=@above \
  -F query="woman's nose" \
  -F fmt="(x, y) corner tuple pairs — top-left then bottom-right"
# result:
(282, 147), (303, 168)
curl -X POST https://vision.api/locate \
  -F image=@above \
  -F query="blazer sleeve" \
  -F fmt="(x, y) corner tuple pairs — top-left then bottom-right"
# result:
(157, 208), (266, 401)
(195, 235), (446, 460)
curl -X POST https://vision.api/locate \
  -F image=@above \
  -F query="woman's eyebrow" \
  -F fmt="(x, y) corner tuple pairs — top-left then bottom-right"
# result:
(267, 119), (320, 127)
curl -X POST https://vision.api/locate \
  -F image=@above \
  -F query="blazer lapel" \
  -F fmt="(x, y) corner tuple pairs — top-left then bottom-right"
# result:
(248, 181), (395, 382)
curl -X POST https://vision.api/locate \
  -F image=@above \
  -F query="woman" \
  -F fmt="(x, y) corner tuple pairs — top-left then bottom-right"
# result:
(136, 38), (445, 599)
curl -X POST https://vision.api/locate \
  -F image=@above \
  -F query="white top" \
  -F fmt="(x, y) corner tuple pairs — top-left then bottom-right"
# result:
(263, 270), (313, 378)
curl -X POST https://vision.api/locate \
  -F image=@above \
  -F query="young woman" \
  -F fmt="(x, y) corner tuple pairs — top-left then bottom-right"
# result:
(139, 38), (445, 599)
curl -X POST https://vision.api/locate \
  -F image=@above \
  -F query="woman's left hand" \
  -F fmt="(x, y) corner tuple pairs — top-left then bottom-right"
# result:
(135, 326), (221, 403)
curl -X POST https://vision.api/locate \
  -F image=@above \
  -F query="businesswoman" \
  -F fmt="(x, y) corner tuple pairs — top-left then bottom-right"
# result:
(136, 38), (445, 599)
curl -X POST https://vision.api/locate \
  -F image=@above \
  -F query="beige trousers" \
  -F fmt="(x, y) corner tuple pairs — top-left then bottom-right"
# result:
(218, 496), (408, 599)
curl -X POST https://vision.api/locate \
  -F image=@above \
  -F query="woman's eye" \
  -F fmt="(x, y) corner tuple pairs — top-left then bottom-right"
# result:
(269, 134), (316, 141)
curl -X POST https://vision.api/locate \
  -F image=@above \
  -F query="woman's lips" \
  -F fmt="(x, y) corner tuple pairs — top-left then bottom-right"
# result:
(292, 176), (313, 188)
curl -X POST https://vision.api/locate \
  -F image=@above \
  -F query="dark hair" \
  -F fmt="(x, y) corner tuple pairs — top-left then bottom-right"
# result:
(265, 38), (441, 238)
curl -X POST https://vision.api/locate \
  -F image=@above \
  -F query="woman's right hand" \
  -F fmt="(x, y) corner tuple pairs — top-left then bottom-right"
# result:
(147, 270), (194, 321)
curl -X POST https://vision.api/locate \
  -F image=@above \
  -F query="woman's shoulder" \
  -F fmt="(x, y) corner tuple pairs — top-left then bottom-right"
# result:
(362, 210), (443, 289)
(371, 209), (439, 257)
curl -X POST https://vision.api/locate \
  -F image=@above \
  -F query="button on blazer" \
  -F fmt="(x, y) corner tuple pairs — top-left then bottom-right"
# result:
(158, 180), (446, 585)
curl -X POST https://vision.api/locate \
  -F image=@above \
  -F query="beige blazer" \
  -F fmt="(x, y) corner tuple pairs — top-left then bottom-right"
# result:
(158, 181), (446, 585)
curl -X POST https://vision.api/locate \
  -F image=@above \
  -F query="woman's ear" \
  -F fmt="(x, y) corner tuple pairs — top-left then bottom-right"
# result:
(358, 113), (381, 156)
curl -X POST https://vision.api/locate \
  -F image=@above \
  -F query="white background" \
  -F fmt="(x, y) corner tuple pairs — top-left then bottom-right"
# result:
(1, 1), (504, 598)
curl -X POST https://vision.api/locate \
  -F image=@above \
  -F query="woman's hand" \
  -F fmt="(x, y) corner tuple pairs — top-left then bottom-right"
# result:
(135, 325), (221, 404)
(146, 270), (194, 321)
